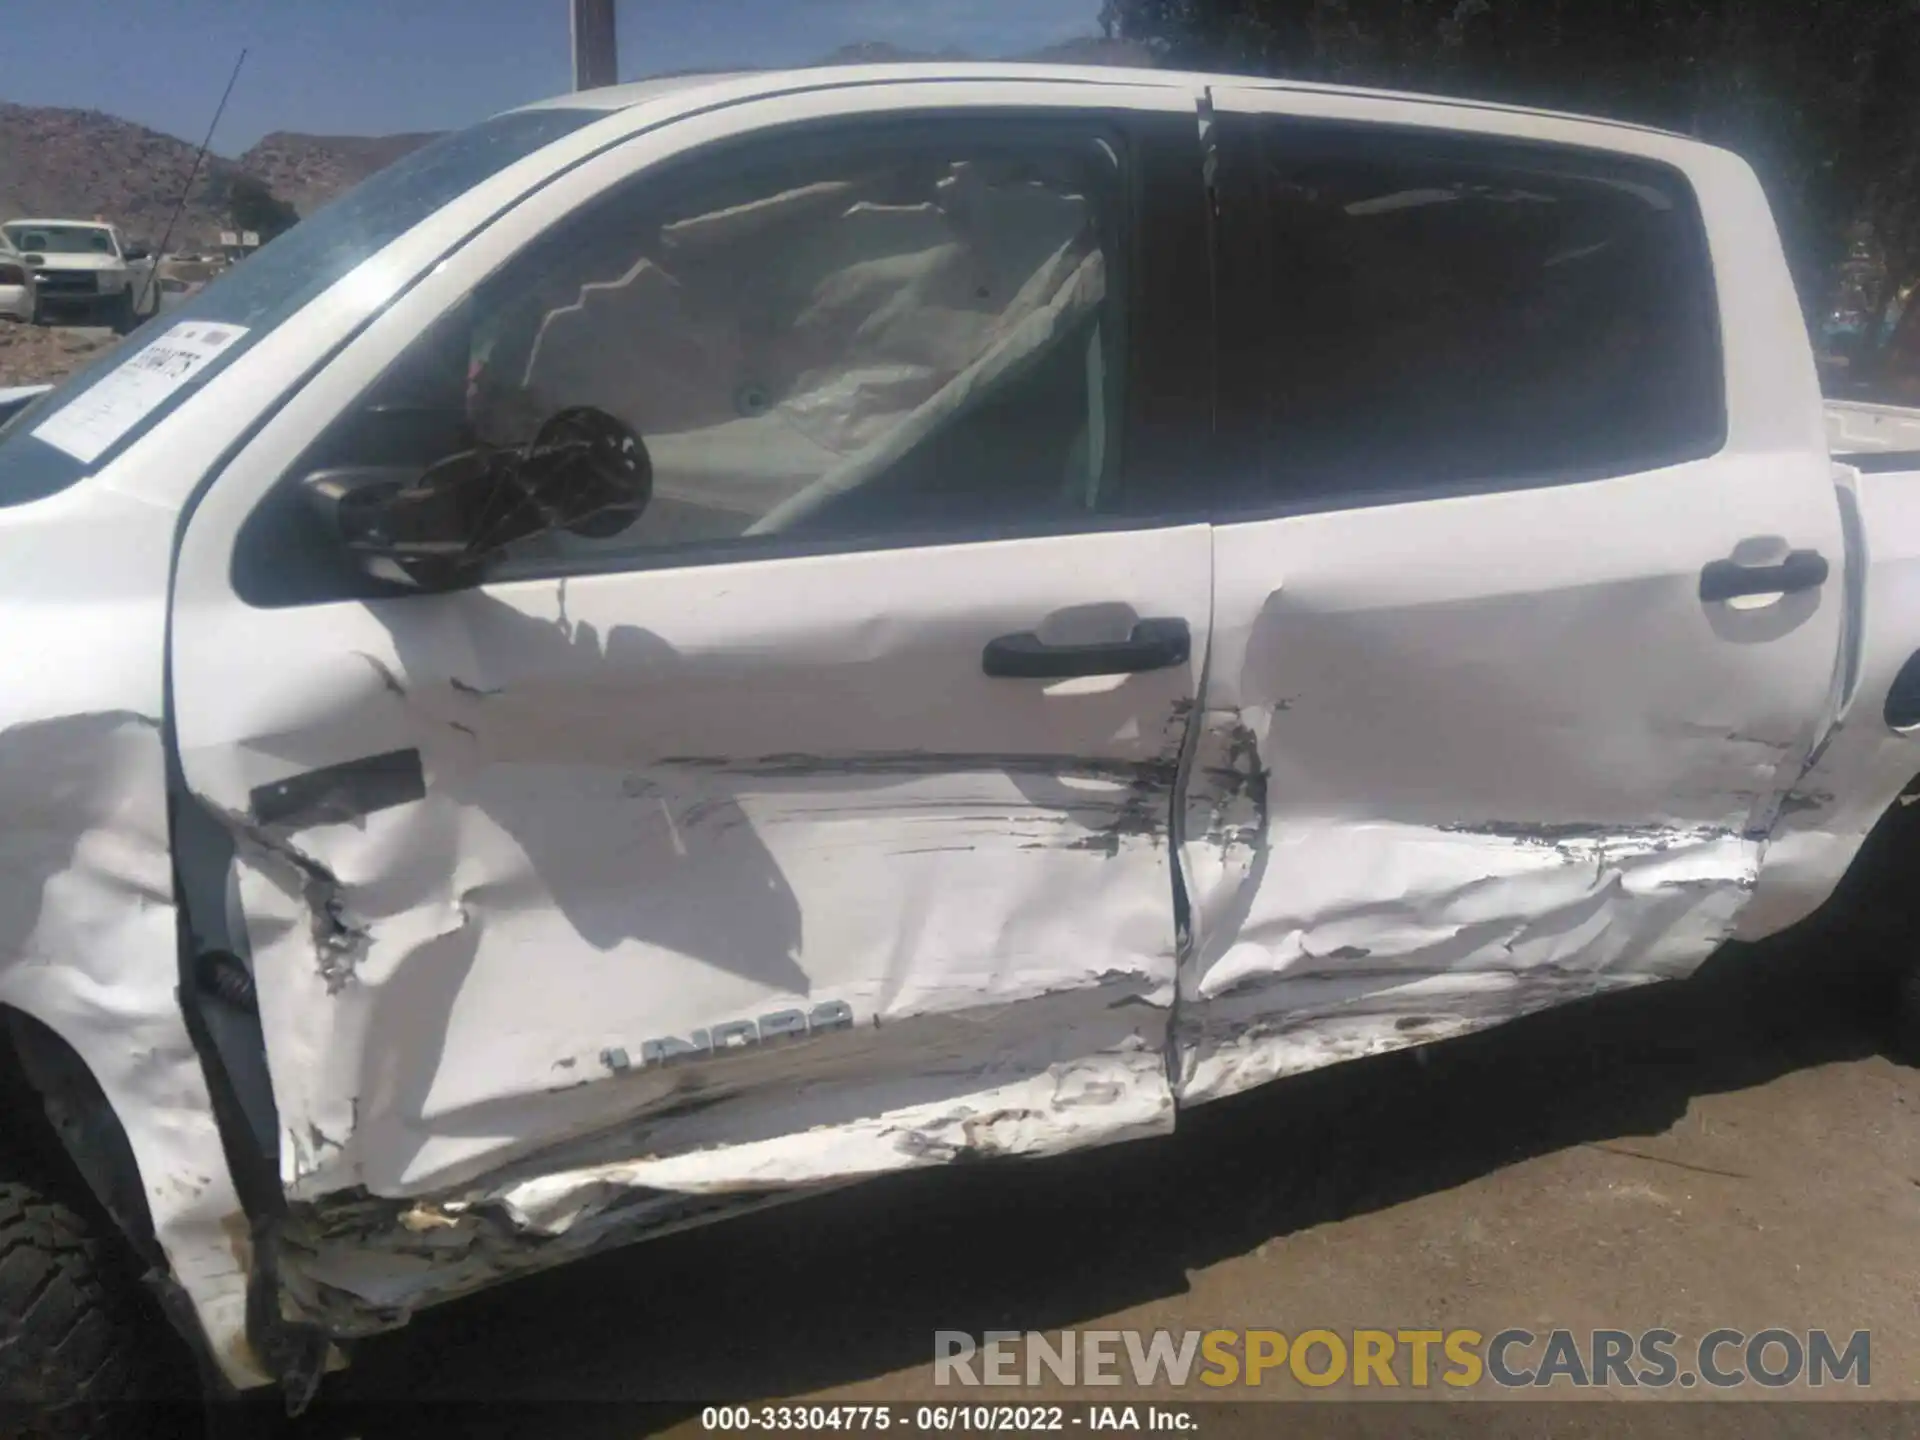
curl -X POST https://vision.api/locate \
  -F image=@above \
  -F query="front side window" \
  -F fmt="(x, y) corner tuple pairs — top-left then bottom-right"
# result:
(0, 107), (601, 508)
(1216, 119), (1725, 510)
(239, 115), (1131, 603)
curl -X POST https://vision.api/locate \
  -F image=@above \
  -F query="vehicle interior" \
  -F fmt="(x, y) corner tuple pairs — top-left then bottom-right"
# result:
(235, 129), (1129, 606)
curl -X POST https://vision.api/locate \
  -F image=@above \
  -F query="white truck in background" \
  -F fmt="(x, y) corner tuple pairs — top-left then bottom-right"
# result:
(1, 218), (158, 332)
(0, 233), (34, 325)
(0, 61), (1918, 1431)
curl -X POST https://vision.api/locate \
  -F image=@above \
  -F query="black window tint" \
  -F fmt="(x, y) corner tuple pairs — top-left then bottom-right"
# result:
(1217, 120), (1725, 510)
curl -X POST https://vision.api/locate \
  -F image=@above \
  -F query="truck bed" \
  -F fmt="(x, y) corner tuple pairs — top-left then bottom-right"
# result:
(1828, 397), (1920, 470)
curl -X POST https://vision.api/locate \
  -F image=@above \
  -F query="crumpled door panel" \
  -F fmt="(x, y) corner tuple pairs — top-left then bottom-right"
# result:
(173, 525), (1210, 1333)
(1179, 460), (1844, 1104)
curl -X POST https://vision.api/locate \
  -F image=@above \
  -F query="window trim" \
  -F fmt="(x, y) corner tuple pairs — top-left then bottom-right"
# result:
(1206, 112), (1729, 523)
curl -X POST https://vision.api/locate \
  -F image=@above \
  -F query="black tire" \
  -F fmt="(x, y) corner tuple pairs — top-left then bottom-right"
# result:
(0, 1179), (177, 1437)
(106, 291), (136, 336)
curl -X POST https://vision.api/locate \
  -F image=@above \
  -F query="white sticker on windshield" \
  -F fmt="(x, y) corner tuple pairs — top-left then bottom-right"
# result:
(32, 321), (248, 464)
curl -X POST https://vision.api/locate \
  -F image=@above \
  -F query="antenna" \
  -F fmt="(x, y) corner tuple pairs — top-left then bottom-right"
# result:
(138, 47), (248, 316)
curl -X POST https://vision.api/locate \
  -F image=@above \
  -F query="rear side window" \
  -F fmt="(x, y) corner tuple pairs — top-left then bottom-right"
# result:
(1215, 118), (1725, 511)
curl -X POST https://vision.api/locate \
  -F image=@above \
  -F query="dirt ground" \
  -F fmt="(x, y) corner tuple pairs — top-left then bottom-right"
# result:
(0, 268), (209, 386)
(0, 316), (118, 388)
(247, 894), (1920, 1438)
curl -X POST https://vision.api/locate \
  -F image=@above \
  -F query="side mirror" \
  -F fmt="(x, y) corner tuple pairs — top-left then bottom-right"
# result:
(123, 246), (151, 262)
(299, 406), (653, 591)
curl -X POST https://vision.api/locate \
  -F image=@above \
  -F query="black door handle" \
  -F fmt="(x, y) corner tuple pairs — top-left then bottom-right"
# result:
(982, 617), (1191, 679)
(1699, 549), (1829, 604)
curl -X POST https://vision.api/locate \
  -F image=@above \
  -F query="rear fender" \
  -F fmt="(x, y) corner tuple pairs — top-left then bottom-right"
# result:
(1740, 459), (1920, 937)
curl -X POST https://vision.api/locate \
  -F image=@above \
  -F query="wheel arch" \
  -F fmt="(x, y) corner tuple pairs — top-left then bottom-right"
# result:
(0, 983), (268, 1391)
(0, 1004), (239, 1388)
(0, 1007), (160, 1261)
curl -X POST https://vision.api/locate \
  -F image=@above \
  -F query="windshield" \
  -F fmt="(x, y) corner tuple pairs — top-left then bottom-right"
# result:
(0, 106), (601, 508)
(4, 223), (117, 256)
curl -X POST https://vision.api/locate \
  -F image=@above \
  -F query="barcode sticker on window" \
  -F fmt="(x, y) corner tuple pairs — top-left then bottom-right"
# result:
(32, 321), (249, 464)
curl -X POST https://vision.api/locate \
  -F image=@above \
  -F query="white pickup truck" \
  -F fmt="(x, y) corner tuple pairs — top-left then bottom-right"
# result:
(0, 218), (158, 332)
(0, 62), (1918, 1426)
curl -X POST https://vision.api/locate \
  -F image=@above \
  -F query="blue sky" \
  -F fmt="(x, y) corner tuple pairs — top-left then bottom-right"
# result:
(0, 0), (1106, 152)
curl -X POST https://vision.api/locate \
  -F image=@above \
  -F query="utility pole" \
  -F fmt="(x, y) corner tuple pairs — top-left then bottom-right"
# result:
(571, 0), (618, 90)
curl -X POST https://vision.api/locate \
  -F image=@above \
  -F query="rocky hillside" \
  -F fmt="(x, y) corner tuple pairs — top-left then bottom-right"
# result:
(0, 105), (439, 250)
(0, 37), (1153, 254)
(0, 102), (241, 251)
(237, 131), (439, 217)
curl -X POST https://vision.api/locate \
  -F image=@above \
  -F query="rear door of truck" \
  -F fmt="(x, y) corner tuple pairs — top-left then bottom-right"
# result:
(1174, 88), (1848, 1103)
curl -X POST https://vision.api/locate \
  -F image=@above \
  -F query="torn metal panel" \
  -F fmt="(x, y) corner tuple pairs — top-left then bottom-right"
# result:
(1181, 452), (1847, 1105)
(0, 479), (265, 1388)
(255, 1008), (1171, 1336)
(207, 721), (1194, 1203)
(1177, 816), (1754, 1104)
(269, 1016), (1173, 1336)
(169, 482), (1210, 1294)
(483, 1001), (1174, 1230)
(274, 1181), (823, 1338)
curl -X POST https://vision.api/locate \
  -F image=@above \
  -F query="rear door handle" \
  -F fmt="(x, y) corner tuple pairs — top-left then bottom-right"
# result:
(982, 617), (1191, 679)
(1698, 549), (1829, 603)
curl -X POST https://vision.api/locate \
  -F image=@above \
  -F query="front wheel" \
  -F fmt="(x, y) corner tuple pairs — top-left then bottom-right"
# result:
(0, 1178), (182, 1436)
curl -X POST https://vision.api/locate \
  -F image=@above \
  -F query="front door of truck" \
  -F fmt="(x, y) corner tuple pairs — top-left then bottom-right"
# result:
(1174, 90), (1848, 1104)
(168, 86), (1216, 1236)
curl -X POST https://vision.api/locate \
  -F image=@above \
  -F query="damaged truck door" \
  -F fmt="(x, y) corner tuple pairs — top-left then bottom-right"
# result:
(165, 89), (1212, 1323)
(1175, 92), (1846, 1103)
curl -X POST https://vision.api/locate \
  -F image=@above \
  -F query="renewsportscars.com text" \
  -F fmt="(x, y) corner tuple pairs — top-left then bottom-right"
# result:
(934, 1327), (1870, 1391)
